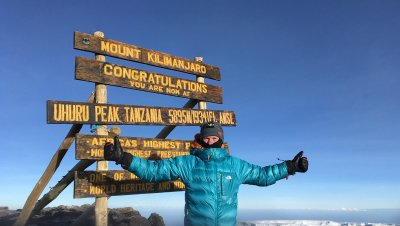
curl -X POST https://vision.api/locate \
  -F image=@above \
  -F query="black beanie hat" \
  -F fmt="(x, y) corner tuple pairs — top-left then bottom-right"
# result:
(200, 121), (224, 142)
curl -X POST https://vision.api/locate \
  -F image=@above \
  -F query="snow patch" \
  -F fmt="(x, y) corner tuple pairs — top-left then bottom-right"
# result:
(238, 220), (398, 226)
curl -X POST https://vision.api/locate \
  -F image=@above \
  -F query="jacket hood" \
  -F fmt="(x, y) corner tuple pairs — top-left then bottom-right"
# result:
(190, 147), (228, 161)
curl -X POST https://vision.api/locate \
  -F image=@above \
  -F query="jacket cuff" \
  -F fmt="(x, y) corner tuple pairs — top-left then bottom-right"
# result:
(120, 153), (133, 170)
(285, 160), (295, 175)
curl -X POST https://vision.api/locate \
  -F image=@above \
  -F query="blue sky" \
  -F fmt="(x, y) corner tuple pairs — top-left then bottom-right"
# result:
(0, 0), (399, 215)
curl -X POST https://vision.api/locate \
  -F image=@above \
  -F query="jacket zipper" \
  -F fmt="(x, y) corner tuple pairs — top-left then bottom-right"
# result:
(220, 172), (223, 196)
(214, 162), (219, 226)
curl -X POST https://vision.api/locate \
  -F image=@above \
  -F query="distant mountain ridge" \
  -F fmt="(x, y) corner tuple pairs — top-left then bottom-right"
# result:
(1, 206), (399, 226)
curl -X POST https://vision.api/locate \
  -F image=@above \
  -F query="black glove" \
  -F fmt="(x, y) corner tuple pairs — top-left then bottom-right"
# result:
(285, 151), (308, 175)
(104, 136), (133, 169)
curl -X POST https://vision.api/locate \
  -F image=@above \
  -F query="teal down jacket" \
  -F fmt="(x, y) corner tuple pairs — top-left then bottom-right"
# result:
(127, 147), (288, 226)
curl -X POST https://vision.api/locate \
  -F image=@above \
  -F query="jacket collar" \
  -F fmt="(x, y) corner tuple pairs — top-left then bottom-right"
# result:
(190, 148), (228, 161)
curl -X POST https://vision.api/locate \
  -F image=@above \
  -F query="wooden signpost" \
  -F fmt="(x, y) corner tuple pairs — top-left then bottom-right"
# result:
(74, 32), (221, 80)
(72, 31), (234, 226)
(75, 57), (223, 103)
(75, 134), (229, 160)
(47, 100), (236, 126)
(76, 134), (192, 160)
(74, 170), (185, 198)
(17, 31), (235, 226)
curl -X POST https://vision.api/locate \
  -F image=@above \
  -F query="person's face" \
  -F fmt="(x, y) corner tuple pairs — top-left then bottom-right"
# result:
(202, 136), (219, 146)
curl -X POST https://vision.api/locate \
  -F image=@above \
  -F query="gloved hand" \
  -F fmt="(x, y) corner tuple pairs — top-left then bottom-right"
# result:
(104, 136), (132, 169)
(104, 136), (124, 163)
(285, 151), (308, 175)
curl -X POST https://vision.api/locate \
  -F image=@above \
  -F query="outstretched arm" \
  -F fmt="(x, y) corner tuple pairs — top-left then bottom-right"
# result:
(239, 160), (288, 186)
(239, 151), (308, 186)
(103, 136), (190, 182)
(126, 156), (185, 182)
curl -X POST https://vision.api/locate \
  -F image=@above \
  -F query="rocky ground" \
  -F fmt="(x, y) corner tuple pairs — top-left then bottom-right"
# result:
(0, 205), (165, 226)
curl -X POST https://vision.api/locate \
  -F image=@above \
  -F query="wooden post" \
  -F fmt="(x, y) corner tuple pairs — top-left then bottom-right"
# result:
(72, 99), (198, 225)
(14, 92), (95, 226)
(32, 159), (95, 215)
(195, 57), (207, 110)
(72, 56), (204, 225)
(94, 31), (108, 226)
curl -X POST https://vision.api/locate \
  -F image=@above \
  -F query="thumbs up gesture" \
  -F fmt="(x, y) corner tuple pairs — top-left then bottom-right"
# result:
(104, 136), (124, 164)
(286, 151), (308, 175)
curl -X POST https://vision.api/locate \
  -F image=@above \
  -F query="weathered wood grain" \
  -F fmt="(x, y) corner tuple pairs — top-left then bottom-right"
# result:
(31, 99), (199, 222)
(14, 93), (95, 226)
(75, 57), (223, 104)
(74, 32), (221, 80)
(74, 170), (185, 198)
(75, 134), (229, 160)
(93, 30), (108, 226)
(47, 100), (236, 126)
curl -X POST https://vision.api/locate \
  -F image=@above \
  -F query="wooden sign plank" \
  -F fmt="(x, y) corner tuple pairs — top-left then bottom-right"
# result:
(47, 100), (236, 126)
(75, 134), (229, 160)
(74, 170), (185, 198)
(74, 32), (221, 80)
(75, 57), (223, 104)
(76, 134), (190, 160)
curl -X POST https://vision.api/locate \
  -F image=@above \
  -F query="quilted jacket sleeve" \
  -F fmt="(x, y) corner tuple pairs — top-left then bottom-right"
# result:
(238, 159), (289, 186)
(127, 156), (192, 182)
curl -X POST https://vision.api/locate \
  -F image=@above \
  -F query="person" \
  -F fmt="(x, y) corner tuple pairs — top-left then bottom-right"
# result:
(104, 121), (308, 226)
